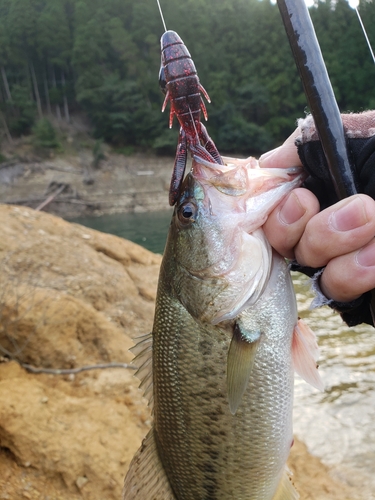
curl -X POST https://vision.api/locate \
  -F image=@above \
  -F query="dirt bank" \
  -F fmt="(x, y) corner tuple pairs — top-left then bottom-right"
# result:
(0, 204), (360, 499)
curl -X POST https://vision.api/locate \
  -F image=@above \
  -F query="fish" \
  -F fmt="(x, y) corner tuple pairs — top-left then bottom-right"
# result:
(123, 155), (324, 500)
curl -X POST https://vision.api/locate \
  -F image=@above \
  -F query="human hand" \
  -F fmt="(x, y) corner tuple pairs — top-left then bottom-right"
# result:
(260, 130), (375, 304)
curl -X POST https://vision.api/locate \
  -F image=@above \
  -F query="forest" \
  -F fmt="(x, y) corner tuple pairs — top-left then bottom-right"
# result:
(0, 0), (374, 155)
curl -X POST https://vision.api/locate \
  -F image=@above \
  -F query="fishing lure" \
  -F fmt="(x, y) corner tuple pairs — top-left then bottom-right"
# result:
(159, 30), (223, 205)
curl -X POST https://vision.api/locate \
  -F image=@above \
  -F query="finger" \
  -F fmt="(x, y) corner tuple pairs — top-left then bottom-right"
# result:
(259, 129), (302, 170)
(320, 239), (375, 302)
(295, 195), (375, 268)
(263, 188), (320, 259)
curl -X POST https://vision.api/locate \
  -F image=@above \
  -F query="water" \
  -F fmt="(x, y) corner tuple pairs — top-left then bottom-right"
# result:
(293, 273), (375, 497)
(69, 210), (173, 254)
(72, 211), (375, 496)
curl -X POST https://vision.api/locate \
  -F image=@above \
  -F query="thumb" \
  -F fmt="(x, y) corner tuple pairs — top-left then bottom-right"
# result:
(259, 128), (302, 170)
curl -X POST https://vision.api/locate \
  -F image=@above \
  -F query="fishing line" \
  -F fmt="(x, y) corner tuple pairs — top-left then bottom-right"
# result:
(156, 0), (167, 32)
(354, 7), (375, 65)
(189, 106), (200, 141)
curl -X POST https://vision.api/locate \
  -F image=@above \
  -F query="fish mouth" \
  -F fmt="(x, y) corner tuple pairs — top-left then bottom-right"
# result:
(192, 155), (305, 198)
(182, 156), (305, 280)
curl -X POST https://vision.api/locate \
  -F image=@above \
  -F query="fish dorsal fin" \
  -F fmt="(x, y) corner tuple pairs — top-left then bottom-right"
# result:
(272, 469), (299, 500)
(227, 321), (261, 415)
(123, 429), (176, 500)
(130, 332), (154, 409)
(292, 319), (324, 392)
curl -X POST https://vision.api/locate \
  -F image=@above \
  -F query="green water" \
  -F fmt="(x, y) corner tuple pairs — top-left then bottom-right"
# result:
(69, 210), (173, 254)
(71, 211), (375, 497)
(292, 273), (375, 498)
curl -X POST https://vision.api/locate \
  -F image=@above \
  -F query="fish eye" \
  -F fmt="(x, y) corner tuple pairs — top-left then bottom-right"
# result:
(177, 201), (197, 225)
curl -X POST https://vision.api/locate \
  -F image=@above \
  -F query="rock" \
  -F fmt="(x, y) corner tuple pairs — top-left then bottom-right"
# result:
(0, 370), (146, 496)
(76, 477), (88, 490)
(0, 204), (360, 500)
(0, 204), (161, 368)
(0, 204), (156, 499)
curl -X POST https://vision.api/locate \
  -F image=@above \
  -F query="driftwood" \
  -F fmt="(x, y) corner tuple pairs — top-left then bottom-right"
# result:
(43, 164), (84, 175)
(21, 362), (137, 375)
(36, 184), (67, 211)
(6, 197), (94, 205)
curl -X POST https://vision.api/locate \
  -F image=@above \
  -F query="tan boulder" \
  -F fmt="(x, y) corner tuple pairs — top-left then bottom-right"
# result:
(0, 204), (161, 367)
(0, 362), (148, 499)
(0, 204), (156, 499)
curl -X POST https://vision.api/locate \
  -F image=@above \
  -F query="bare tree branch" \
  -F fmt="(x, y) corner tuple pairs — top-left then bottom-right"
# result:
(20, 362), (138, 375)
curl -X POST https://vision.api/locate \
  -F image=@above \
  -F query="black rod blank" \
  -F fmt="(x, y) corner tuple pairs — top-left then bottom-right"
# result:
(277, 0), (357, 200)
(277, 0), (375, 326)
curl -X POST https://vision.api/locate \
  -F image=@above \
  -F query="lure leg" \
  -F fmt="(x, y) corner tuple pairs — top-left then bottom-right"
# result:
(199, 123), (223, 165)
(189, 143), (218, 165)
(169, 127), (188, 206)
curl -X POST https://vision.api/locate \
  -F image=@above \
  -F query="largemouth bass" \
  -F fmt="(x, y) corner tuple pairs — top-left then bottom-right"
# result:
(123, 156), (323, 500)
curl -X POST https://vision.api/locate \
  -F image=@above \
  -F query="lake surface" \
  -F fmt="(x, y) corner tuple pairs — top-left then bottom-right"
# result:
(69, 210), (173, 254)
(72, 211), (375, 498)
(293, 273), (375, 498)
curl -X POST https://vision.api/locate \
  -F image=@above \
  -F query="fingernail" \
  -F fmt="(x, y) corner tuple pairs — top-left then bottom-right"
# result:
(330, 197), (368, 232)
(356, 240), (375, 267)
(279, 192), (306, 225)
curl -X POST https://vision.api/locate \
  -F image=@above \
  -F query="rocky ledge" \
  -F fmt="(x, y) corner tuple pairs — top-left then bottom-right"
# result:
(0, 153), (174, 219)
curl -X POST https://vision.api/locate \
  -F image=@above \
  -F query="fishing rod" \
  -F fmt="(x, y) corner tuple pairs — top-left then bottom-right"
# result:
(277, 0), (375, 324)
(276, 0), (356, 200)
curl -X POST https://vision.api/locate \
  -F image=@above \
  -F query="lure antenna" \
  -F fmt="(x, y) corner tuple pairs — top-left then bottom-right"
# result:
(156, 0), (167, 32)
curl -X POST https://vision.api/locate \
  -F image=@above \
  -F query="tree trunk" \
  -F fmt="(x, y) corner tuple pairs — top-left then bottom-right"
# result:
(30, 62), (43, 119)
(51, 66), (62, 122)
(43, 68), (51, 115)
(0, 111), (13, 144)
(1, 66), (12, 101)
(61, 70), (70, 123)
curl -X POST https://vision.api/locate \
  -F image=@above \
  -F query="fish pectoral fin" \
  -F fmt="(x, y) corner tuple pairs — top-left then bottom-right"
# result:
(272, 469), (299, 500)
(292, 319), (325, 392)
(227, 322), (261, 415)
(123, 429), (176, 500)
(130, 332), (154, 409)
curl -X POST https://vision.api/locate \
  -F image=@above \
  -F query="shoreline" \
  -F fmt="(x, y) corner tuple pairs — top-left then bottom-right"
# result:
(0, 152), (175, 219)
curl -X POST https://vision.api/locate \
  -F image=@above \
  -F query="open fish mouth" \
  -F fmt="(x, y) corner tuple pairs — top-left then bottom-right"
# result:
(190, 156), (305, 235)
(193, 154), (304, 192)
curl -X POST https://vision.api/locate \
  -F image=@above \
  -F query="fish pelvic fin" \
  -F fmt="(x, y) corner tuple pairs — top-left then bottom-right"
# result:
(272, 468), (299, 500)
(123, 428), (176, 500)
(227, 322), (261, 415)
(292, 319), (325, 392)
(130, 332), (154, 410)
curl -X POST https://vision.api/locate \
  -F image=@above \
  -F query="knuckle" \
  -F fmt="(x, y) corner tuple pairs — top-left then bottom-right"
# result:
(296, 222), (327, 267)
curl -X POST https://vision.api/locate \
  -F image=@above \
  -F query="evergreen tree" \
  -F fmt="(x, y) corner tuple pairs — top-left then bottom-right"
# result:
(0, 0), (374, 153)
